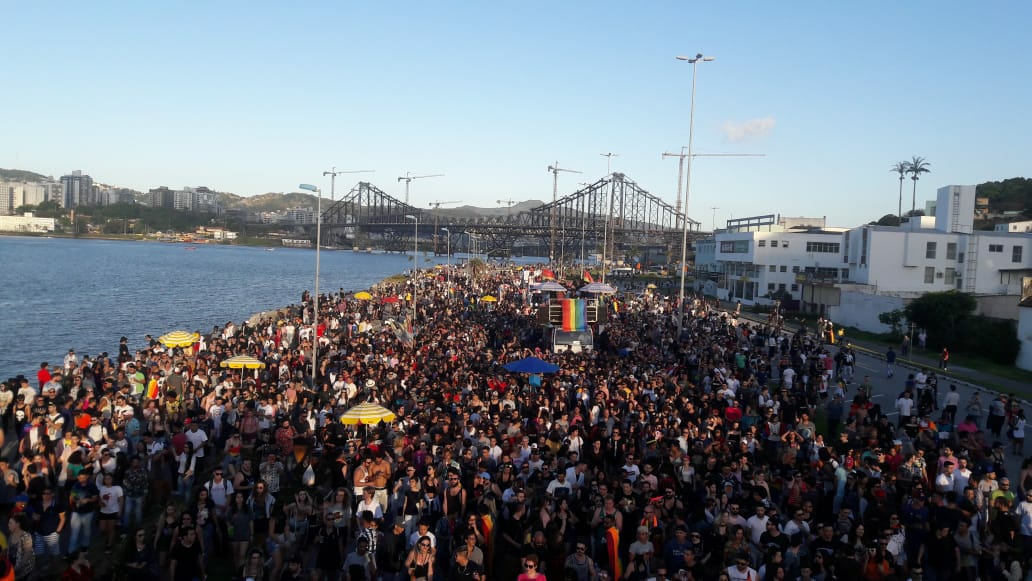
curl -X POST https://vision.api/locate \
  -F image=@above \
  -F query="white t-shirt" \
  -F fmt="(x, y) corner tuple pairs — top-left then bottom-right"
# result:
(727, 564), (758, 581)
(99, 484), (124, 515)
(184, 427), (209, 458)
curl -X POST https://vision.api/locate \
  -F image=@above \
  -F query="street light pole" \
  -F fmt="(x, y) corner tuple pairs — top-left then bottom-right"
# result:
(441, 227), (450, 284)
(676, 52), (715, 336)
(298, 183), (322, 382)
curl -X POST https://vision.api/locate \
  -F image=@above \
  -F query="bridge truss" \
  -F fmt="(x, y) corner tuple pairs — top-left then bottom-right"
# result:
(317, 174), (703, 258)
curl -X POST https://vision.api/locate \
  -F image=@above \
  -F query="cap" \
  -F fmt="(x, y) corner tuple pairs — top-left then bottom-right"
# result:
(478, 472), (491, 481)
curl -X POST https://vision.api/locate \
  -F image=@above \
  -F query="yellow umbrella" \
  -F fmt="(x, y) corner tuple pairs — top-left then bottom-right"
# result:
(340, 402), (396, 425)
(646, 283), (657, 289)
(354, 291), (373, 301)
(481, 295), (498, 302)
(220, 355), (266, 369)
(158, 330), (199, 348)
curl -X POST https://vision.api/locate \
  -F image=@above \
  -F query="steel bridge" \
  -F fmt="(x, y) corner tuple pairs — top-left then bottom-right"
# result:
(318, 173), (703, 258)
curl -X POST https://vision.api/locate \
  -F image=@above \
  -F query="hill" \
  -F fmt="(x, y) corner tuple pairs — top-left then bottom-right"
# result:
(216, 191), (319, 212)
(0, 168), (51, 182)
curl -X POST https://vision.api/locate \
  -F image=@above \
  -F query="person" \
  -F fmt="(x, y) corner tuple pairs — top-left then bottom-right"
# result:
(726, 553), (757, 581)
(342, 536), (375, 581)
(1009, 409), (1026, 455)
(518, 553), (545, 581)
(450, 545), (484, 581)
(7, 513), (34, 580)
(27, 487), (65, 575)
(564, 541), (598, 581)
(939, 347), (950, 370)
(124, 528), (159, 581)
(61, 548), (95, 581)
(885, 347), (896, 378)
(169, 526), (205, 581)
(406, 535), (436, 581)
(97, 471), (124, 552)
(238, 548), (268, 581)
(67, 469), (99, 557)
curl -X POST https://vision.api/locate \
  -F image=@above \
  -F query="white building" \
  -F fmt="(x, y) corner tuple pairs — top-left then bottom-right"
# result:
(694, 215), (848, 303)
(286, 207), (316, 224)
(0, 212), (56, 232)
(0, 181), (61, 215)
(817, 185), (1032, 332)
(995, 220), (1032, 233)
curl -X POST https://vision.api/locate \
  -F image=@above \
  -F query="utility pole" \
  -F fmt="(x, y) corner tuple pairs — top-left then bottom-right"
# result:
(547, 162), (581, 269)
(428, 200), (461, 254)
(496, 199), (518, 215)
(397, 172), (444, 205)
(600, 152), (619, 176)
(710, 206), (720, 232)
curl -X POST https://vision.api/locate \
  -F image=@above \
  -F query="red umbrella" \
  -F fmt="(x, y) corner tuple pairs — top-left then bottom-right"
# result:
(381, 296), (400, 304)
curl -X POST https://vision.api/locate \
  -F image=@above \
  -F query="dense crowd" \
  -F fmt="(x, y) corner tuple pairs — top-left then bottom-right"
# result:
(2, 264), (1031, 581)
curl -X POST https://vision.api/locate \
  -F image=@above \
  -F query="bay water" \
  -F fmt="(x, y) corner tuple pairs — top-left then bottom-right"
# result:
(0, 236), (446, 379)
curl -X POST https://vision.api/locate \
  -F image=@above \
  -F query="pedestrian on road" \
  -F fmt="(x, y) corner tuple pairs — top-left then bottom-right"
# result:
(940, 347), (950, 370)
(886, 347), (897, 378)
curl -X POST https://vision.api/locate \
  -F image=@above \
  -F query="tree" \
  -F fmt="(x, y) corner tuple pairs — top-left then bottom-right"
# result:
(466, 257), (486, 282)
(906, 156), (931, 214)
(890, 161), (908, 220)
(878, 308), (906, 338)
(874, 214), (901, 226)
(904, 290), (975, 349)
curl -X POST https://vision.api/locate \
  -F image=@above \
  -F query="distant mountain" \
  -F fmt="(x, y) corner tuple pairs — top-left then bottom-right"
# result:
(446, 200), (547, 217)
(216, 191), (320, 212)
(0, 168), (51, 182)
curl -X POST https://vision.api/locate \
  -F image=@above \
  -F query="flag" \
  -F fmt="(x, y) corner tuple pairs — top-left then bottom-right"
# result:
(605, 525), (622, 578)
(540, 268), (556, 280)
(146, 378), (160, 400)
(562, 299), (586, 332)
(583, 270), (594, 283)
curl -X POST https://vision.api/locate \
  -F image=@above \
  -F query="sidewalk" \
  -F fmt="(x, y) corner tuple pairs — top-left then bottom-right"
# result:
(722, 303), (1032, 407)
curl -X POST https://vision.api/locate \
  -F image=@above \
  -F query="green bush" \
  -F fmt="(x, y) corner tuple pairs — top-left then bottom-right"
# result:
(957, 316), (1020, 364)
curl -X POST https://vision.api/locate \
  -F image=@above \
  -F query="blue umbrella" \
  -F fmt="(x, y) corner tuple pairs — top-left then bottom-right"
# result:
(503, 356), (560, 374)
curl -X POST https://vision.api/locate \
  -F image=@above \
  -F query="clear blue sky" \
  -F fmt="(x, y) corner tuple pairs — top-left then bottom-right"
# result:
(4, 1), (1030, 227)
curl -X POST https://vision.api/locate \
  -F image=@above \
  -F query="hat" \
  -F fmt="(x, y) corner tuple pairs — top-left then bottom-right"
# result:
(365, 379), (376, 389)
(478, 472), (491, 481)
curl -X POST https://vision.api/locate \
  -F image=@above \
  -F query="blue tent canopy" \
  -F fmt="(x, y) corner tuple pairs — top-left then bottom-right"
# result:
(503, 356), (560, 374)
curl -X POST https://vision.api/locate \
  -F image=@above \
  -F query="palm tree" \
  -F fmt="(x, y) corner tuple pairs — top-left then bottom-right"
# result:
(890, 161), (908, 220)
(906, 156), (931, 214)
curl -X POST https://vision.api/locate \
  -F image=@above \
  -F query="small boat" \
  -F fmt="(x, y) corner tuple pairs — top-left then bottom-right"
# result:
(265, 248), (276, 252)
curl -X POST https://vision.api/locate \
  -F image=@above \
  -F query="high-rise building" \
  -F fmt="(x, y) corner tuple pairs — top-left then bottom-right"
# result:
(60, 170), (95, 208)
(0, 181), (60, 215)
(148, 186), (175, 209)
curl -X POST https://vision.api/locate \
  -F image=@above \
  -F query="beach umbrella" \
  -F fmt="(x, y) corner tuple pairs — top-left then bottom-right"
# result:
(580, 282), (617, 294)
(533, 281), (568, 292)
(339, 402), (396, 425)
(354, 291), (373, 301)
(158, 330), (199, 348)
(503, 356), (560, 374)
(646, 283), (658, 289)
(481, 295), (498, 302)
(219, 355), (266, 369)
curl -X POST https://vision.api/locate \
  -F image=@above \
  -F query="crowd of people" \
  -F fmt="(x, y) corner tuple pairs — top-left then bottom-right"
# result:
(2, 263), (1031, 581)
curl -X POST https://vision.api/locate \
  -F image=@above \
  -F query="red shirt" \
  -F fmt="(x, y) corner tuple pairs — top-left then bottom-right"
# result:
(37, 368), (52, 388)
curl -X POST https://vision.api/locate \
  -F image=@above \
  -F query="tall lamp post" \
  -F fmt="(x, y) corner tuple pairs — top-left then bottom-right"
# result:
(675, 52), (715, 335)
(405, 214), (419, 320)
(440, 227), (451, 283)
(298, 183), (322, 381)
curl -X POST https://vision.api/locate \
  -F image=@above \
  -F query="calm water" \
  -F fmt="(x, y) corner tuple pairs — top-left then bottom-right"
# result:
(0, 236), (447, 379)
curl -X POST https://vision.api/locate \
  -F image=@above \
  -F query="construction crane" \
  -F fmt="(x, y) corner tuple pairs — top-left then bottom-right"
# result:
(397, 172), (444, 205)
(662, 147), (689, 215)
(428, 200), (461, 255)
(547, 162), (582, 268)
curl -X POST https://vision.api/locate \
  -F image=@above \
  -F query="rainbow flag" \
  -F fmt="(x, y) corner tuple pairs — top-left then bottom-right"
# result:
(561, 299), (586, 332)
(479, 514), (495, 570)
(146, 378), (160, 400)
(604, 525), (622, 578)
(583, 270), (594, 283)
